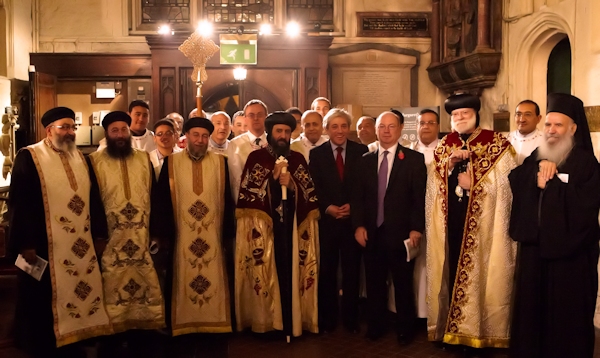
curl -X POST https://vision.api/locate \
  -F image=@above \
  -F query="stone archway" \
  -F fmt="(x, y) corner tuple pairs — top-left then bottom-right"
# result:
(509, 12), (573, 115)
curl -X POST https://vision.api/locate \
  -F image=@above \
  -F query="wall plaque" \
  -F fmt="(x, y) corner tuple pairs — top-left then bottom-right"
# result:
(357, 12), (430, 38)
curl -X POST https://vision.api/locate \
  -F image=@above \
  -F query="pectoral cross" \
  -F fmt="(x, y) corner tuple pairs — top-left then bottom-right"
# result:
(179, 32), (220, 113)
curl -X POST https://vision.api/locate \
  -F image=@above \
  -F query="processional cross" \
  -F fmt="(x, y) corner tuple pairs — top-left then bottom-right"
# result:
(179, 31), (220, 114)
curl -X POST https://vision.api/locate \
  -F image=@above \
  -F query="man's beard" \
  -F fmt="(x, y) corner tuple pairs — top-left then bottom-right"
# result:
(106, 135), (133, 159)
(51, 134), (76, 153)
(187, 145), (207, 158)
(269, 137), (290, 157)
(537, 133), (574, 167)
(451, 116), (477, 134)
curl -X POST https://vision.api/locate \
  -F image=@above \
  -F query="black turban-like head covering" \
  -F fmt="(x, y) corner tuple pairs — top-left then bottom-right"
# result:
(547, 93), (593, 154)
(183, 117), (214, 135)
(102, 111), (131, 130)
(41, 107), (75, 128)
(444, 93), (481, 114)
(265, 111), (297, 138)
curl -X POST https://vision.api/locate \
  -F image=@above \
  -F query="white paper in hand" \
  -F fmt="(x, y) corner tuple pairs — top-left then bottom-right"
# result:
(15, 254), (48, 281)
(403, 238), (420, 262)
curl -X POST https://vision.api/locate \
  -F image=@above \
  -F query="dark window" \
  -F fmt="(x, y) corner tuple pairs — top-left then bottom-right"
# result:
(203, 0), (275, 23)
(287, 0), (333, 26)
(142, 0), (191, 24)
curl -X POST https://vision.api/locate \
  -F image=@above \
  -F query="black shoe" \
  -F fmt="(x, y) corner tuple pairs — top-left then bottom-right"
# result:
(365, 329), (384, 341)
(396, 333), (414, 346)
(343, 324), (360, 334)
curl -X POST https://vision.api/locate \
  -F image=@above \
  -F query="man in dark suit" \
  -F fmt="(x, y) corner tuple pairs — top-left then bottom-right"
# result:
(352, 111), (427, 345)
(310, 108), (368, 333)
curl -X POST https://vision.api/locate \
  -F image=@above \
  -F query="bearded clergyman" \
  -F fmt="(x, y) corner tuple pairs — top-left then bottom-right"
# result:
(509, 93), (600, 358)
(426, 94), (517, 353)
(8, 107), (112, 356)
(87, 111), (164, 333)
(235, 111), (320, 338)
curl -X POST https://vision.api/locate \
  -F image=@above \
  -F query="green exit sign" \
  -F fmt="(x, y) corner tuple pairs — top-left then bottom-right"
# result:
(220, 34), (257, 65)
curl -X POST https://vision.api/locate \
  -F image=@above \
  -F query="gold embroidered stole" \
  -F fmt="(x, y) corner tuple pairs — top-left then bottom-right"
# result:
(28, 140), (113, 347)
(168, 151), (231, 335)
(88, 149), (164, 332)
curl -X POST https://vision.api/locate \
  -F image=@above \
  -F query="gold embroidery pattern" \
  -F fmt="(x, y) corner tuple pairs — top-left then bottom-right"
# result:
(68, 194), (85, 216)
(71, 238), (90, 259)
(189, 238), (210, 259)
(74, 281), (93, 301)
(107, 211), (148, 232)
(188, 200), (209, 221)
(120, 202), (139, 221)
(249, 163), (270, 186)
(123, 278), (142, 297)
(293, 164), (317, 202)
(190, 274), (211, 295)
(121, 239), (140, 258)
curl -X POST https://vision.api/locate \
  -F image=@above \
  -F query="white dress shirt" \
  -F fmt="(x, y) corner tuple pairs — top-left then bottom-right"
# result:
(290, 133), (328, 162)
(377, 143), (398, 189)
(97, 128), (157, 153)
(507, 129), (544, 165)
(330, 141), (347, 163)
(149, 146), (181, 180)
(227, 131), (267, 202)
(414, 139), (439, 165)
(368, 138), (412, 153)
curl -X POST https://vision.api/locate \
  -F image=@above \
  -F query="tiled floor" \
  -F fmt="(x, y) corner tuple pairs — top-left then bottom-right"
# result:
(0, 275), (598, 358)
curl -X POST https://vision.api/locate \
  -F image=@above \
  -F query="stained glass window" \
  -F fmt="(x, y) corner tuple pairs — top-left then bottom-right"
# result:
(142, 0), (191, 24)
(203, 0), (275, 23)
(287, 0), (333, 26)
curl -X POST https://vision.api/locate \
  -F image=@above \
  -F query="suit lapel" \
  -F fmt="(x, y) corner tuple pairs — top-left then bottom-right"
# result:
(323, 141), (342, 182)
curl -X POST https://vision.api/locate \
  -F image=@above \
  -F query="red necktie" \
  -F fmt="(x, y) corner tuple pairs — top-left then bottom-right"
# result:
(336, 146), (344, 181)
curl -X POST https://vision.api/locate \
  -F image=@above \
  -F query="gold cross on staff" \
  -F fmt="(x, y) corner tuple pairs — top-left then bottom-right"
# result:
(179, 31), (220, 113)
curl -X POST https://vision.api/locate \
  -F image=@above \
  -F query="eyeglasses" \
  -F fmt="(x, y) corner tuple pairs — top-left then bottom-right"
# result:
(155, 130), (174, 137)
(51, 124), (78, 131)
(418, 121), (438, 126)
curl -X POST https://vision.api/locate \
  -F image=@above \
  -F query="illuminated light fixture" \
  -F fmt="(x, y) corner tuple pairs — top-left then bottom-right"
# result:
(96, 82), (116, 99)
(233, 67), (247, 81)
(259, 23), (272, 35)
(286, 21), (301, 37)
(158, 25), (172, 35)
(197, 20), (213, 37)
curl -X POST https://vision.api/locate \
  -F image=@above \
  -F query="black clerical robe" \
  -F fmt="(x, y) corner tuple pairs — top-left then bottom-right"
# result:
(509, 146), (600, 358)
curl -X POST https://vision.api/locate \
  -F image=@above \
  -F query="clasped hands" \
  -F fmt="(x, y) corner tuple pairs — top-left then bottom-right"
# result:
(449, 149), (472, 190)
(326, 204), (350, 219)
(354, 227), (422, 248)
(273, 161), (295, 191)
(537, 160), (558, 189)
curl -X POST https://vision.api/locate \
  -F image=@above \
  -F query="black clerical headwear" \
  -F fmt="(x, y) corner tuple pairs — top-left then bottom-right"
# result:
(547, 92), (593, 153)
(444, 93), (481, 114)
(183, 117), (214, 134)
(41, 107), (75, 128)
(265, 111), (297, 135)
(102, 111), (132, 130)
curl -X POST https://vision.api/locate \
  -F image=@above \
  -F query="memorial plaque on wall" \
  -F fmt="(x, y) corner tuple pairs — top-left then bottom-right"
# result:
(357, 12), (430, 38)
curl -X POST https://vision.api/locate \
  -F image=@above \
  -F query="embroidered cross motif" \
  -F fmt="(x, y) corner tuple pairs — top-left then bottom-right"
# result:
(293, 165), (310, 188)
(249, 163), (270, 186)
(68, 195), (85, 216)
(71, 238), (90, 259)
(123, 278), (142, 297)
(120, 202), (139, 221)
(121, 239), (140, 258)
(74, 281), (93, 301)
(190, 275), (211, 295)
(188, 200), (209, 221)
(189, 238), (210, 259)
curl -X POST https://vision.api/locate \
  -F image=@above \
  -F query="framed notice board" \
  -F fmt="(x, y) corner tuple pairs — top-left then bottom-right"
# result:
(357, 12), (430, 38)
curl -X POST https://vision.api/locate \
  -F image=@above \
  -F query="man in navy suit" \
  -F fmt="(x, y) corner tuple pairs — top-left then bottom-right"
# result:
(352, 111), (426, 345)
(310, 108), (368, 333)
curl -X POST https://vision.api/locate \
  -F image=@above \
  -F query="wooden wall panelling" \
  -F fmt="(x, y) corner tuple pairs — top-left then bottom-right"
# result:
(160, 67), (176, 117)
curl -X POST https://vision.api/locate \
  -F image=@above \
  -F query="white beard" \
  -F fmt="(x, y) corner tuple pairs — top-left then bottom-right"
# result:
(451, 116), (477, 134)
(537, 134), (574, 167)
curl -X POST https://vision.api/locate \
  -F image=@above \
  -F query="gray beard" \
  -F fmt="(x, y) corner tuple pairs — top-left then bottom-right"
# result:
(51, 138), (76, 153)
(537, 134), (574, 167)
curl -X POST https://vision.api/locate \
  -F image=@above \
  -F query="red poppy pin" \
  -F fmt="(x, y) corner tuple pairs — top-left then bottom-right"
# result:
(398, 150), (405, 160)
